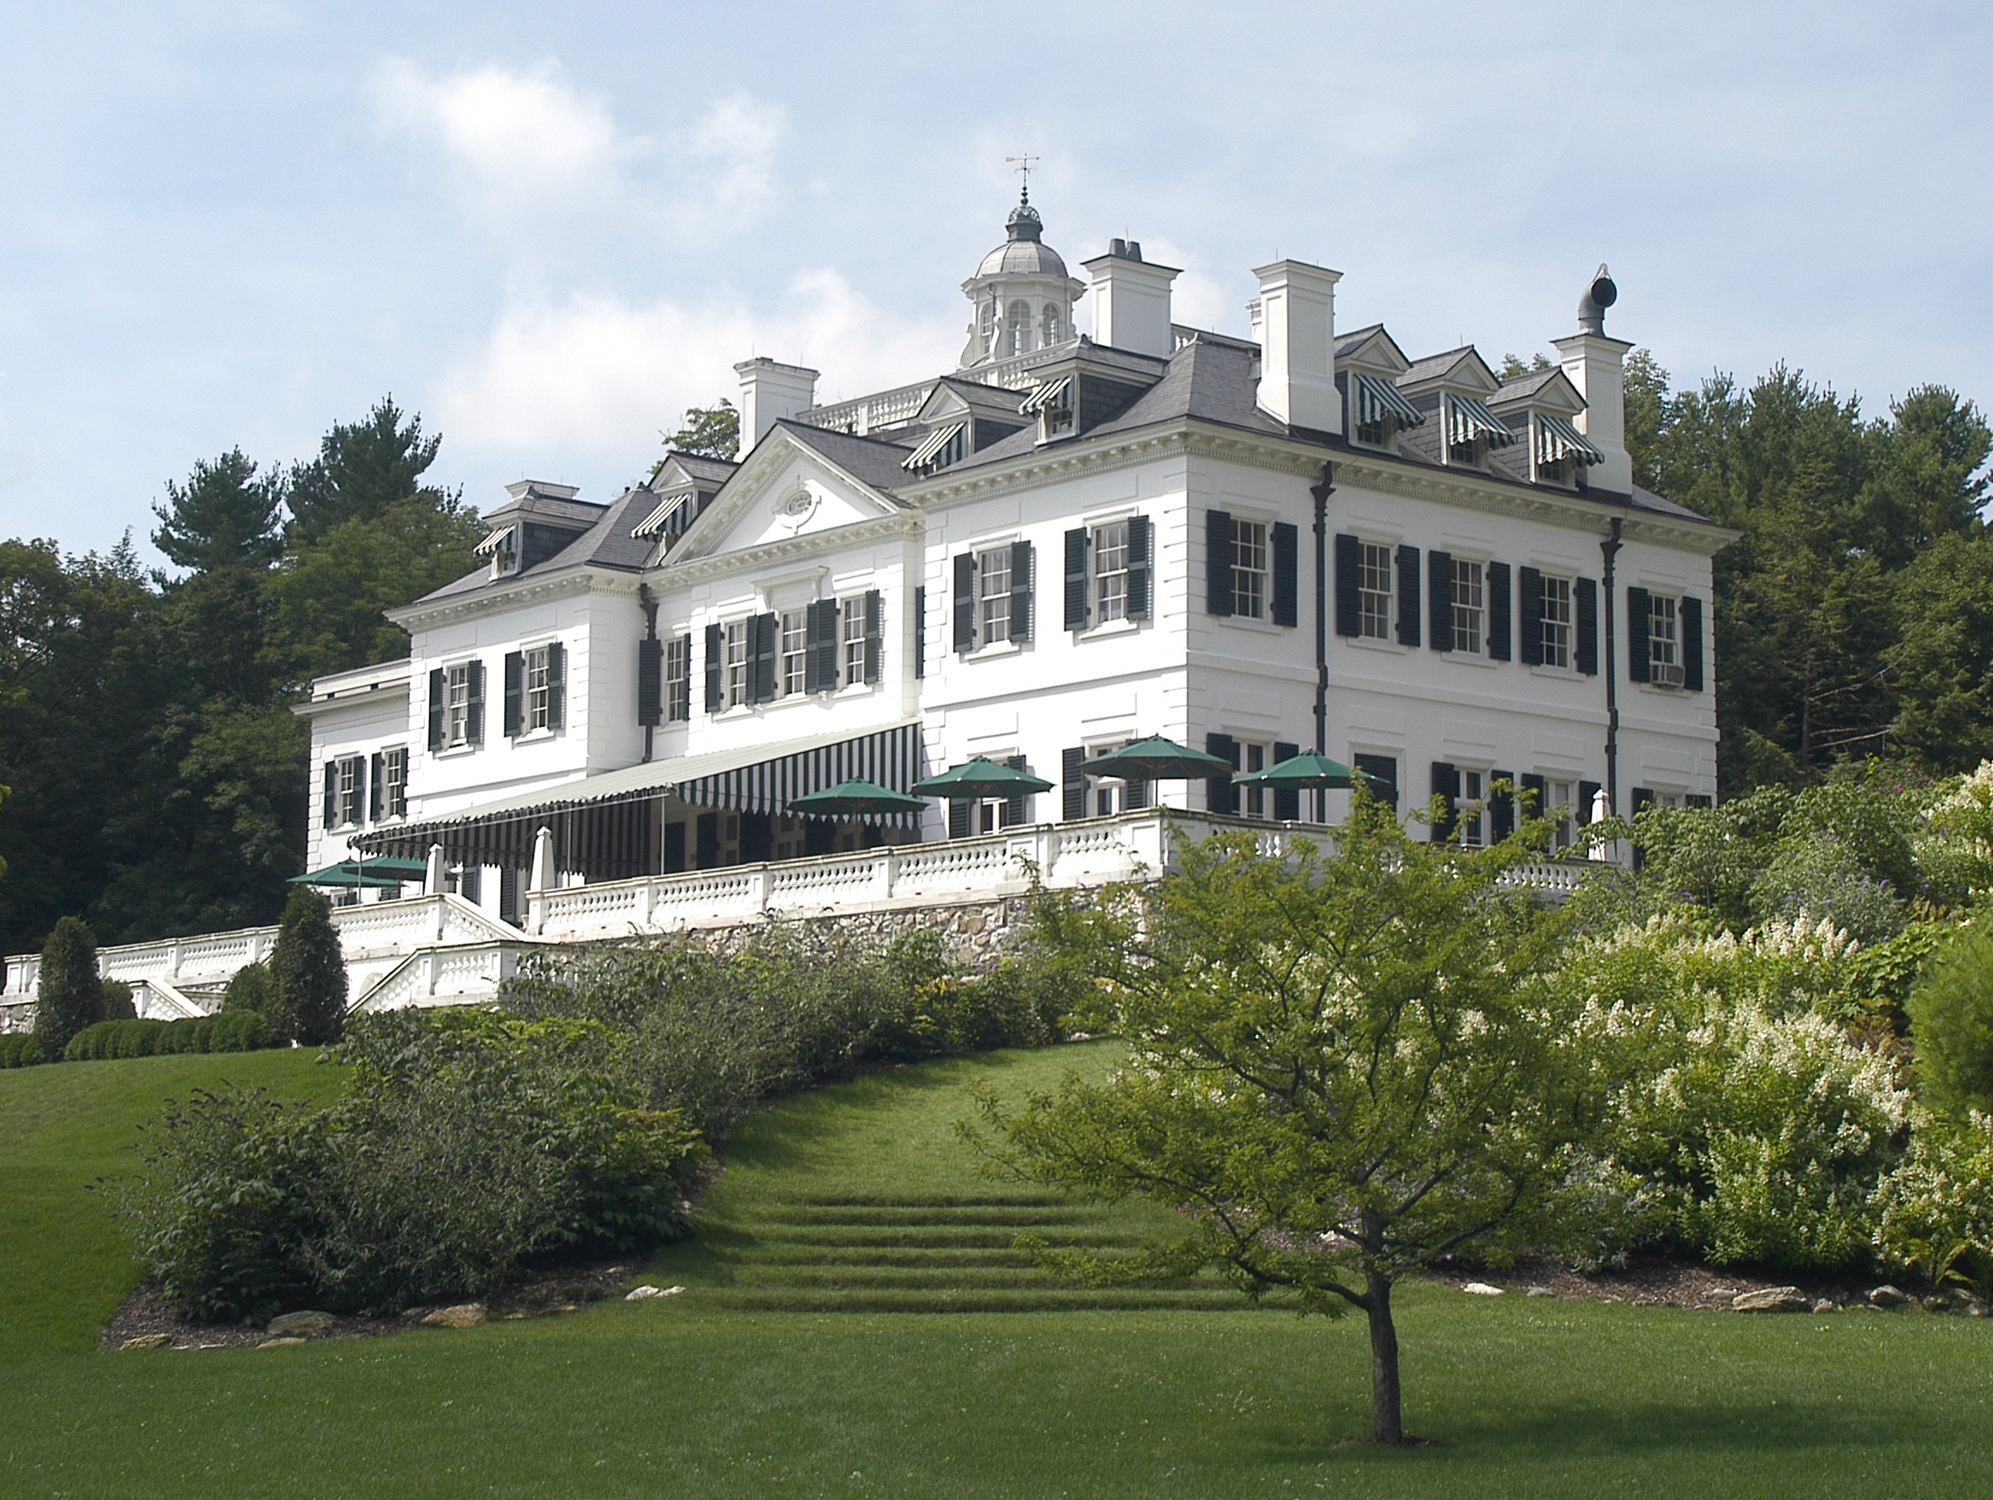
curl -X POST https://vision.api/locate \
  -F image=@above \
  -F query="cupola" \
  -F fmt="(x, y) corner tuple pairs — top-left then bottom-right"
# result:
(958, 191), (1086, 370)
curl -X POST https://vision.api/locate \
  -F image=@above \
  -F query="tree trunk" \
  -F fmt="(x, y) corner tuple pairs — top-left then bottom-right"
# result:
(1365, 1267), (1403, 1446)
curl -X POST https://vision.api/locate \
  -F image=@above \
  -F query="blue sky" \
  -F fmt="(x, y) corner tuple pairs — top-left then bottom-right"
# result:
(2, 1), (1988, 558)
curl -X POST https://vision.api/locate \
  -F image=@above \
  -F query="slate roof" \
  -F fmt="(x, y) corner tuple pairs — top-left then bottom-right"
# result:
(1488, 369), (1565, 404)
(1398, 345), (1485, 387)
(660, 452), (739, 486)
(772, 421), (920, 497)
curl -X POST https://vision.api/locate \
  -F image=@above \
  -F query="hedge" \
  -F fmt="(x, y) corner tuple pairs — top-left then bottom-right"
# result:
(0, 1033), (44, 1068)
(63, 1011), (275, 1062)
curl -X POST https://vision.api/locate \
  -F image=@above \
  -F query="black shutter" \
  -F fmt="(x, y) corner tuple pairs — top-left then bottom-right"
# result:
(1430, 761), (1458, 842)
(428, 668), (445, 752)
(370, 753), (384, 822)
(704, 624), (723, 713)
(1578, 779), (1602, 824)
(1273, 741), (1301, 820)
(1353, 753), (1398, 808)
(1633, 787), (1656, 815)
(863, 591), (882, 684)
(1396, 545), (1421, 647)
(1490, 770), (1515, 841)
(1518, 567), (1544, 666)
(350, 756), (366, 827)
(503, 652), (523, 738)
(1681, 595), (1705, 692)
(1520, 772), (1547, 820)
(1575, 578), (1599, 676)
(1062, 746), (1087, 821)
(953, 553), (977, 652)
(1206, 733), (1238, 815)
(1427, 550), (1454, 651)
(804, 599), (837, 694)
(322, 760), (337, 829)
(1003, 754), (1030, 827)
(748, 613), (777, 704)
(948, 801), (972, 839)
(1008, 540), (1033, 643)
(913, 587), (926, 678)
(1272, 522), (1299, 627)
(637, 639), (662, 726)
(1206, 509), (1234, 616)
(1063, 527), (1090, 631)
(1124, 777), (1148, 810)
(465, 660), (484, 747)
(1625, 586), (1651, 684)
(1334, 533), (1362, 637)
(1487, 562), (1512, 661)
(1126, 515), (1152, 620)
(546, 642), (565, 731)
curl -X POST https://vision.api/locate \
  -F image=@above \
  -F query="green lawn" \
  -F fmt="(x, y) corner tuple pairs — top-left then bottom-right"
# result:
(3, 1043), (1990, 1499)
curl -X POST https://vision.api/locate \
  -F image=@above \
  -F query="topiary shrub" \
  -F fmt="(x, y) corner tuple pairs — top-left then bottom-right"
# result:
(207, 1010), (272, 1052)
(222, 962), (279, 1032)
(33, 917), (104, 1062)
(101, 980), (137, 1022)
(64, 1019), (171, 1061)
(270, 889), (346, 1046)
(1908, 925), (1993, 1118)
(0, 1033), (45, 1068)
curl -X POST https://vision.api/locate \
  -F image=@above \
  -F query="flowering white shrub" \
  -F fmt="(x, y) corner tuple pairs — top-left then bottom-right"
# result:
(1874, 1109), (1993, 1293)
(1915, 760), (1993, 901)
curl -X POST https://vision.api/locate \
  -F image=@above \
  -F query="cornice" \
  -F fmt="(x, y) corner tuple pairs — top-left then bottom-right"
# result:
(649, 510), (923, 589)
(387, 567), (643, 630)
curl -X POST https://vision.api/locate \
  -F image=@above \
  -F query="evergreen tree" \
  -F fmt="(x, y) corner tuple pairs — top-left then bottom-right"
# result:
(284, 397), (458, 547)
(270, 887), (346, 1045)
(33, 916), (103, 1060)
(150, 449), (286, 574)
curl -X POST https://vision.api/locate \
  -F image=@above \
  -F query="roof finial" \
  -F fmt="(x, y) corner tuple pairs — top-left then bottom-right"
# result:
(1005, 152), (1039, 205)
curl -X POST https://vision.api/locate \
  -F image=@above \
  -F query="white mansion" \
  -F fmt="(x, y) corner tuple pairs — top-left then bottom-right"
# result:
(2, 194), (1730, 1019)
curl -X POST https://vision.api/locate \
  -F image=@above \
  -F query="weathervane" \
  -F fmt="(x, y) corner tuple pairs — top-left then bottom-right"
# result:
(1005, 153), (1039, 204)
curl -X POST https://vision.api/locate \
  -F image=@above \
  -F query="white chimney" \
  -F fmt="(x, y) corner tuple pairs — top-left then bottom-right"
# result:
(1251, 260), (1342, 433)
(734, 358), (820, 455)
(1550, 266), (1634, 494)
(1079, 241), (1180, 359)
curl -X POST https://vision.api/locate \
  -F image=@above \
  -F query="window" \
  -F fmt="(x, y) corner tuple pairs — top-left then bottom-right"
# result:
(523, 646), (552, 732)
(1457, 769), (1485, 846)
(779, 609), (809, 697)
(1237, 741), (1270, 820)
(334, 756), (362, 827)
(443, 663), (472, 747)
(1087, 743), (1139, 817)
(1540, 576), (1573, 668)
(1548, 777), (1576, 851)
(1007, 299), (1030, 356)
(1358, 542), (1393, 640)
(1451, 559), (1485, 654)
(1352, 753), (1399, 808)
(1649, 593), (1678, 671)
(664, 636), (691, 722)
(723, 621), (750, 709)
(841, 600), (867, 686)
(977, 546), (1013, 644)
(379, 748), (407, 819)
(1042, 304), (1062, 346)
(1232, 520), (1268, 620)
(1093, 520), (1130, 623)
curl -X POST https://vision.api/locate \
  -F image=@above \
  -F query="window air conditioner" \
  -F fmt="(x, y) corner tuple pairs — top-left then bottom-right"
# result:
(1651, 662), (1685, 688)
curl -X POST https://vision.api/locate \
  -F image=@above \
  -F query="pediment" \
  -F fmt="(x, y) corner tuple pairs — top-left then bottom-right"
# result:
(1338, 325), (1412, 376)
(1488, 368), (1587, 416)
(1397, 346), (1501, 397)
(664, 427), (902, 563)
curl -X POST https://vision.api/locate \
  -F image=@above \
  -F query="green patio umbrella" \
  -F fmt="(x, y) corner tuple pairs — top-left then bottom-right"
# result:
(787, 778), (930, 817)
(289, 856), (424, 889)
(1080, 735), (1234, 781)
(1232, 751), (1385, 792)
(909, 757), (1054, 799)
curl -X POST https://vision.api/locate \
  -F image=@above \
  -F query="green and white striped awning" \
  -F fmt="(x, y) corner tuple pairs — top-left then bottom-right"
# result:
(1444, 394), (1520, 450)
(472, 523), (517, 557)
(1353, 372), (1427, 429)
(631, 491), (696, 538)
(1018, 375), (1072, 415)
(1534, 412), (1606, 468)
(902, 421), (966, 471)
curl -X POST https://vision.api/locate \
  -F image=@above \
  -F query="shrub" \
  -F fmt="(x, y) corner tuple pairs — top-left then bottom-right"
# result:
(101, 980), (137, 1021)
(1749, 833), (1905, 947)
(1907, 925), (1993, 1117)
(34, 916), (104, 1061)
(222, 962), (278, 1028)
(65, 1019), (169, 1061)
(270, 889), (346, 1045)
(0, 1033), (44, 1068)
(1874, 1109), (1993, 1295)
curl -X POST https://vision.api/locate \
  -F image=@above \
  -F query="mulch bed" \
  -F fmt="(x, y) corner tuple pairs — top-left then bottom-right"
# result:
(1428, 1253), (1916, 1312)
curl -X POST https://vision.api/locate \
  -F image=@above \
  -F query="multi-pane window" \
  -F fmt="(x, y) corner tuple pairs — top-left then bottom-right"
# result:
(977, 547), (1013, 645)
(443, 663), (472, 747)
(523, 646), (552, 732)
(380, 748), (407, 819)
(334, 756), (362, 827)
(1042, 305), (1062, 345)
(1232, 520), (1268, 620)
(722, 621), (749, 709)
(1007, 299), (1031, 356)
(1089, 742), (1133, 817)
(1358, 542), (1393, 640)
(1540, 576), (1573, 668)
(1649, 593), (1678, 670)
(664, 636), (691, 722)
(1238, 742), (1270, 820)
(1548, 777), (1576, 850)
(779, 609), (809, 697)
(1452, 559), (1485, 654)
(1093, 520), (1130, 624)
(841, 599), (867, 686)
(1458, 769), (1485, 846)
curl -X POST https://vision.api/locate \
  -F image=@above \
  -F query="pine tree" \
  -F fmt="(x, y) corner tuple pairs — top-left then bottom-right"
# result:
(150, 449), (286, 574)
(33, 916), (104, 1060)
(284, 397), (457, 546)
(269, 888), (346, 1045)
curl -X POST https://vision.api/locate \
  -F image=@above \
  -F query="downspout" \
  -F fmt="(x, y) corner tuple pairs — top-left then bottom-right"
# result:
(1601, 517), (1622, 819)
(638, 582), (659, 765)
(1310, 462), (1337, 822)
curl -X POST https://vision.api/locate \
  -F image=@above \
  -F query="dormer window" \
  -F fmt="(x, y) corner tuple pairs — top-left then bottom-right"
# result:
(1022, 375), (1074, 441)
(475, 522), (520, 579)
(903, 421), (967, 476)
(1348, 372), (1426, 451)
(1531, 413), (1605, 489)
(1441, 394), (1515, 470)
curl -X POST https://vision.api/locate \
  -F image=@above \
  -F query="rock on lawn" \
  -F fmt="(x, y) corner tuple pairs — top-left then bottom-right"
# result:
(1732, 1287), (1809, 1313)
(420, 1304), (487, 1328)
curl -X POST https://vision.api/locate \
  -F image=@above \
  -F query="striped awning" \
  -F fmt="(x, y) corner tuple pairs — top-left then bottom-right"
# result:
(1534, 412), (1606, 468)
(1444, 394), (1520, 450)
(472, 523), (518, 557)
(901, 421), (966, 471)
(1354, 372), (1427, 429)
(1018, 375), (1072, 415)
(631, 491), (695, 538)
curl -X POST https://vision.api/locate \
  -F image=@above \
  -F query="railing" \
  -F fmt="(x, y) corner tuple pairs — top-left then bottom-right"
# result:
(351, 942), (529, 1014)
(797, 381), (936, 436)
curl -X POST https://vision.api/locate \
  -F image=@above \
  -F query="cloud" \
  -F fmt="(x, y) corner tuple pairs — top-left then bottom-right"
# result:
(435, 269), (959, 458)
(369, 58), (785, 241)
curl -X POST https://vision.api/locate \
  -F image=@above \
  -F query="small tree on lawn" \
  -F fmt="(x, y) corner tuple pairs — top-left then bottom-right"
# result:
(271, 888), (347, 1045)
(35, 916), (105, 1061)
(975, 793), (1601, 1447)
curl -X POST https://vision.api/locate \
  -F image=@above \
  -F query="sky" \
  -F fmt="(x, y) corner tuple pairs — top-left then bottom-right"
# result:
(2, 0), (1988, 559)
